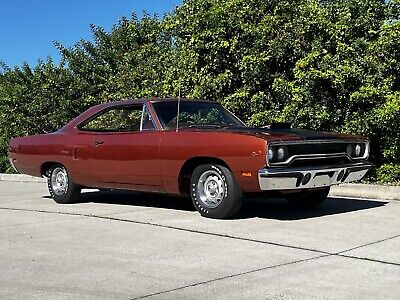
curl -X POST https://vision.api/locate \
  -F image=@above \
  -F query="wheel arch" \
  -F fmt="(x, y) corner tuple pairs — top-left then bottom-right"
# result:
(40, 161), (61, 177)
(178, 156), (231, 195)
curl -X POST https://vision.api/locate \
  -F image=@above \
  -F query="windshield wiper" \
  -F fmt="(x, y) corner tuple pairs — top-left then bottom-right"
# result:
(220, 123), (237, 128)
(188, 124), (222, 128)
(181, 124), (236, 129)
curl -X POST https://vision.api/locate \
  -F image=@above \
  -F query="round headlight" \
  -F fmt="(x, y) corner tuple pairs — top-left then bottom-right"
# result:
(347, 143), (364, 158)
(355, 144), (362, 157)
(277, 146), (288, 161)
(346, 144), (354, 156)
(268, 147), (275, 161)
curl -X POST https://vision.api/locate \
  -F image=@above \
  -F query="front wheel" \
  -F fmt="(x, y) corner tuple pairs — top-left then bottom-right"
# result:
(190, 164), (243, 219)
(47, 164), (81, 204)
(285, 187), (330, 207)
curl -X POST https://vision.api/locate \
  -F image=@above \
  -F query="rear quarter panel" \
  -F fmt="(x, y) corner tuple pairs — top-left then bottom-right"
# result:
(8, 132), (94, 186)
(9, 133), (61, 177)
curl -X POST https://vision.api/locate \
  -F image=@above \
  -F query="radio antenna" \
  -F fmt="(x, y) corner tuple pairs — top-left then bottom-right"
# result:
(176, 86), (181, 132)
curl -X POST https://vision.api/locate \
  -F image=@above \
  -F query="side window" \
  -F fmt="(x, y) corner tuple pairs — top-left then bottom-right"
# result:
(81, 105), (143, 132)
(141, 107), (155, 131)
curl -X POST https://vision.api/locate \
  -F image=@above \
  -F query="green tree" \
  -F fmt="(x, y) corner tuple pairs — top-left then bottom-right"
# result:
(0, 0), (399, 182)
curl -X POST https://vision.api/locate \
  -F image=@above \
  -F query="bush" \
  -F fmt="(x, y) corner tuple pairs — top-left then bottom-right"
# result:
(376, 164), (400, 184)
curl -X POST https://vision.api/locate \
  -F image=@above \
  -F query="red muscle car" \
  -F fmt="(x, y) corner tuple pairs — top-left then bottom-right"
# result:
(8, 99), (372, 218)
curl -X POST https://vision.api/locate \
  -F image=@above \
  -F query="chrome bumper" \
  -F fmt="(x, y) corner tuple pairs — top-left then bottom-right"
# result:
(9, 157), (20, 173)
(258, 162), (372, 190)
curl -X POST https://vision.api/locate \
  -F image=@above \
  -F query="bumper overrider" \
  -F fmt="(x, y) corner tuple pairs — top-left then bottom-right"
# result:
(258, 162), (372, 190)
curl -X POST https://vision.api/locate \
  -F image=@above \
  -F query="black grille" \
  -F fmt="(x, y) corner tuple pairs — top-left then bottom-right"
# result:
(289, 156), (350, 168)
(268, 141), (357, 167)
(286, 142), (348, 156)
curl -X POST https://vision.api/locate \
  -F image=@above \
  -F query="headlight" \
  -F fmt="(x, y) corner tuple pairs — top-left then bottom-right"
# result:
(268, 147), (275, 161)
(347, 143), (366, 158)
(346, 144), (354, 156)
(277, 146), (288, 161)
(354, 144), (362, 157)
(267, 145), (289, 163)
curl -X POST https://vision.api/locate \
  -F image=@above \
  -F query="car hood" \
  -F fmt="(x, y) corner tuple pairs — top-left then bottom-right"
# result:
(223, 127), (366, 142)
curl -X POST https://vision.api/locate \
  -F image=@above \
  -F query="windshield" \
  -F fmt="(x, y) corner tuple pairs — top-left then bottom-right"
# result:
(152, 101), (246, 129)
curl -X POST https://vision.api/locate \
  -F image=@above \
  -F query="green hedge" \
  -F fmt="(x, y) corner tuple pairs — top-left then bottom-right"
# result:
(1, 0), (399, 183)
(375, 164), (400, 184)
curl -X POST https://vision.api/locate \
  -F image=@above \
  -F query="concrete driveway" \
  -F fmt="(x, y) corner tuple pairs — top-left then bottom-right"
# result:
(1, 181), (399, 299)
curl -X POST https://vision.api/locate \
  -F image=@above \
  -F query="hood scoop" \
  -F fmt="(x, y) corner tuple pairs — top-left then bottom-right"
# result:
(262, 123), (292, 129)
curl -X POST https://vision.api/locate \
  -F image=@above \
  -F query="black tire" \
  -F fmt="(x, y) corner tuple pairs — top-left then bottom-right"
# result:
(190, 164), (243, 219)
(47, 164), (81, 204)
(285, 187), (330, 207)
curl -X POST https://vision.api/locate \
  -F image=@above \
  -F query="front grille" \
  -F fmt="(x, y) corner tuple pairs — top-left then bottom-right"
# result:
(267, 140), (369, 167)
(289, 156), (350, 168)
(286, 143), (348, 156)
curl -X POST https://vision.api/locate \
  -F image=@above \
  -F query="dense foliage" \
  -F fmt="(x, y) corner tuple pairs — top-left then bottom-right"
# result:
(1, 0), (399, 183)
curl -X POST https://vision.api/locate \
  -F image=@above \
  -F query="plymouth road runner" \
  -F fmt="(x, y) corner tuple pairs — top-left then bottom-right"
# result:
(8, 99), (372, 218)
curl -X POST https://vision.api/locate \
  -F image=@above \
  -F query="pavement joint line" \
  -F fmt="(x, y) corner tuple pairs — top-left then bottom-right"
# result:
(0, 206), (333, 256)
(2, 205), (400, 298)
(133, 254), (400, 300)
(335, 254), (400, 267)
(1, 216), (86, 228)
(1, 206), (399, 268)
(0, 207), (400, 266)
(335, 233), (400, 255)
(98, 208), (154, 217)
(131, 254), (331, 300)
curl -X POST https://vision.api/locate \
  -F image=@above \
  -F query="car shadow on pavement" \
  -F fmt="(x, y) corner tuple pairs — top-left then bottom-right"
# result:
(236, 196), (388, 220)
(44, 190), (388, 221)
(75, 190), (197, 212)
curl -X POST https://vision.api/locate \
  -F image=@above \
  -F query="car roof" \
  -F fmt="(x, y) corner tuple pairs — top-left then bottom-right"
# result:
(150, 98), (212, 104)
(60, 98), (219, 133)
(94, 98), (215, 109)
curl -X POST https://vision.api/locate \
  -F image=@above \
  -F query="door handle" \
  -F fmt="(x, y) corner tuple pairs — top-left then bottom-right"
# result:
(94, 140), (104, 146)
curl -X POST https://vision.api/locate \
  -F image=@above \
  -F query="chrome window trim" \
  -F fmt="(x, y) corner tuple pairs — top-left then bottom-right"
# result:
(150, 100), (247, 130)
(76, 103), (157, 133)
(140, 104), (157, 132)
(266, 139), (370, 167)
(224, 107), (247, 126)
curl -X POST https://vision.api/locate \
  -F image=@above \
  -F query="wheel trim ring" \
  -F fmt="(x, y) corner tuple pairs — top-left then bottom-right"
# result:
(50, 167), (69, 196)
(197, 170), (225, 209)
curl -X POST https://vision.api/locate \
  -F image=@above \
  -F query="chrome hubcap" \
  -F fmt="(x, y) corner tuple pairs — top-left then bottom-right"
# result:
(197, 170), (225, 208)
(51, 167), (68, 196)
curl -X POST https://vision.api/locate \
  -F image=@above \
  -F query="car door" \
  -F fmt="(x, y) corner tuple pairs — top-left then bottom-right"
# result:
(80, 103), (162, 192)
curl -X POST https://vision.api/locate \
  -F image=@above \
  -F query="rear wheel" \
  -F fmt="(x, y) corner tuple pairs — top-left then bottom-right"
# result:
(190, 164), (243, 219)
(285, 187), (330, 207)
(47, 164), (81, 204)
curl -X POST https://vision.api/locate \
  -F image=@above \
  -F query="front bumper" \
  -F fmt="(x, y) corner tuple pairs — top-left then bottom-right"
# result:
(258, 162), (372, 190)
